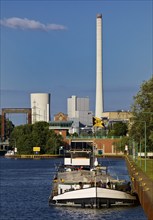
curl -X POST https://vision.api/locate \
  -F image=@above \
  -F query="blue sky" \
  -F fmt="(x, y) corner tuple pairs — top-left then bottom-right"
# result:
(0, 0), (152, 125)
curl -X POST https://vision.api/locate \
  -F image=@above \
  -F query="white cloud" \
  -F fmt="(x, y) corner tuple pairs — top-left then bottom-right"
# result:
(0, 17), (67, 31)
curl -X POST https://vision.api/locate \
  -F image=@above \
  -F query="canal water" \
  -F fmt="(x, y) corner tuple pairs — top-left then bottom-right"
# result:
(0, 157), (147, 220)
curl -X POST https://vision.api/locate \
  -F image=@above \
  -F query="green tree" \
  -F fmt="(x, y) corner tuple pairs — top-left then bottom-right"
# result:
(32, 121), (50, 153)
(129, 77), (153, 151)
(108, 122), (128, 137)
(46, 130), (63, 154)
(0, 115), (14, 139)
(9, 122), (64, 154)
(114, 136), (130, 153)
(95, 129), (107, 137)
(10, 124), (33, 154)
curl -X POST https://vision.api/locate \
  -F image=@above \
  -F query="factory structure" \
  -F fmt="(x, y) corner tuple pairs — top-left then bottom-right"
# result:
(49, 95), (93, 136)
(30, 93), (50, 124)
(30, 14), (104, 128)
(32, 13), (105, 135)
(50, 14), (105, 135)
(95, 14), (104, 118)
(67, 95), (93, 127)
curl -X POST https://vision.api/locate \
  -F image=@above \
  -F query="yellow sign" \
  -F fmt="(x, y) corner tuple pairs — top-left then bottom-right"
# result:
(93, 117), (105, 127)
(33, 147), (40, 152)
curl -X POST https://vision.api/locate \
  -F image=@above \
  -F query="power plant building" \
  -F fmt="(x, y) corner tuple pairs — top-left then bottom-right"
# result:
(67, 95), (93, 127)
(30, 93), (50, 124)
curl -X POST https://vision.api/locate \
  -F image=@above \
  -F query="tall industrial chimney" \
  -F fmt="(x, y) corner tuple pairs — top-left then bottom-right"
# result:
(95, 14), (103, 118)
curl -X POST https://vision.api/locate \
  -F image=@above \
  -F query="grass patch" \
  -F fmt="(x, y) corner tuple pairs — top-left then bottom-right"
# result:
(136, 158), (153, 180)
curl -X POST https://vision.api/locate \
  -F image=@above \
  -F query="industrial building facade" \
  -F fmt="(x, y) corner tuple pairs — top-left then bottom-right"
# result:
(67, 95), (93, 127)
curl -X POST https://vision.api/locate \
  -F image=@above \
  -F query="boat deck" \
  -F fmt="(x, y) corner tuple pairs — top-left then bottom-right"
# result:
(56, 169), (115, 184)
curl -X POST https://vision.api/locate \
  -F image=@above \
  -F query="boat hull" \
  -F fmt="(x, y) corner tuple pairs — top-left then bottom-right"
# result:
(50, 187), (137, 208)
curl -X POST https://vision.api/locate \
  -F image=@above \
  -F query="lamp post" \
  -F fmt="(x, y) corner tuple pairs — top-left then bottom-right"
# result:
(139, 138), (142, 167)
(144, 121), (147, 172)
(13, 139), (17, 154)
(133, 120), (146, 172)
(142, 112), (153, 171)
(132, 140), (136, 161)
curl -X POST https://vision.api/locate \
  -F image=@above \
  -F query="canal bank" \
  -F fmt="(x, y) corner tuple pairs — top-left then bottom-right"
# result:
(4, 154), (62, 159)
(125, 155), (153, 220)
(3, 153), (124, 159)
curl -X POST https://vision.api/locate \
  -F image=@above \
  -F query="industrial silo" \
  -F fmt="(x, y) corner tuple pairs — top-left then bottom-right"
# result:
(30, 93), (50, 124)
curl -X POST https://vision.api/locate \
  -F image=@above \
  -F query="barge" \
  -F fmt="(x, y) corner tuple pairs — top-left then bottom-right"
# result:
(49, 142), (137, 208)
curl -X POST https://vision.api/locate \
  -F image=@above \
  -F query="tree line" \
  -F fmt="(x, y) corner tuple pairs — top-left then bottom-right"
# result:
(116, 76), (153, 153)
(9, 122), (64, 154)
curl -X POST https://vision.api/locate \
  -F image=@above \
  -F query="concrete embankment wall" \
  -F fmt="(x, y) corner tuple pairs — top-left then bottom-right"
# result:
(125, 156), (153, 220)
